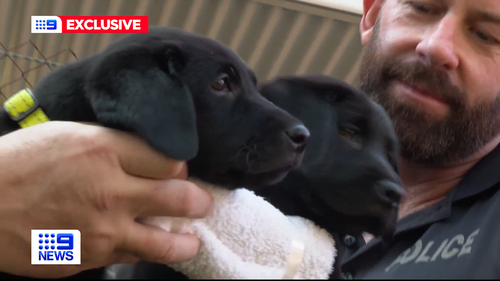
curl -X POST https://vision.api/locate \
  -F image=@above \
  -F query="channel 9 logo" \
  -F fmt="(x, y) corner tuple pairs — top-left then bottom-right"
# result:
(31, 230), (81, 265)
(31, 16), (63, 33)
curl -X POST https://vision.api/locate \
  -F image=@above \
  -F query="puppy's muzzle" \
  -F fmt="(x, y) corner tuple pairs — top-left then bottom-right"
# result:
(374, 180), (406, 208)
(284, 124), (310, 152)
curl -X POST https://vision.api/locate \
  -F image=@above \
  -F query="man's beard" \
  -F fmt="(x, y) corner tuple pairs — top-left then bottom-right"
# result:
(358, 20), (500, 166)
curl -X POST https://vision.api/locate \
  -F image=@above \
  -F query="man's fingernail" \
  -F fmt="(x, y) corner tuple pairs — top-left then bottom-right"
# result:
(174, 163), (189, 180)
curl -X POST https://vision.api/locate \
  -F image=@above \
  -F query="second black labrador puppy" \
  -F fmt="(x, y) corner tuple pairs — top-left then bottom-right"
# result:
(258, 75), (403, 238)
(257, 75), (405, 278)
(0, 27), (309, 279)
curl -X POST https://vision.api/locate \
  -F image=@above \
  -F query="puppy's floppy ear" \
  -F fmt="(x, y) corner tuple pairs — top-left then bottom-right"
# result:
(84, 41), (198, 161)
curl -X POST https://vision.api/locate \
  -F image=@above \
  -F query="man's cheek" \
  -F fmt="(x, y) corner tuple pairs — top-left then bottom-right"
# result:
(378, 14), (424, 54)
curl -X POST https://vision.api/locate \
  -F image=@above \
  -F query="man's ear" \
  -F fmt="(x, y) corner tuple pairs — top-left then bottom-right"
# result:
(360, 0), (384, 45)
(85, 42), (198, 161)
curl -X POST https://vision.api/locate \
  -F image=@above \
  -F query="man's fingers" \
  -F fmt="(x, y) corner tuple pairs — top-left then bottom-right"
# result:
(173, 163), (189, 180)
(109, 251), (141, 265)
(121, 222), (201, 265)
(96, 126), (187, 180)
(114, 132), (187, 179)
(126, 178), (215, 218)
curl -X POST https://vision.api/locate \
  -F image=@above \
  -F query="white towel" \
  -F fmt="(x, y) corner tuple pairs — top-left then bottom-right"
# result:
(141, 177), (336, 279)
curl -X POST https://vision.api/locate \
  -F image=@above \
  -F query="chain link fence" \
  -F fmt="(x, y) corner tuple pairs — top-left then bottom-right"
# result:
(0, 40), (79, 102)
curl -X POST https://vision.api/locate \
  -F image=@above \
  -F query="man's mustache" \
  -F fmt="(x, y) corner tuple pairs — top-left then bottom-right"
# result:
(382, 61), (466, 109)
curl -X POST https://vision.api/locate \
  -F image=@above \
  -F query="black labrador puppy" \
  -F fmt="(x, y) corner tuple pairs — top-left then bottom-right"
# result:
(258, 75), (403, 237)
(126, 75), (405, 280)
(0, 27), (309, 279)
(257, 75), (405, 278)
(0, 27), (309, 189)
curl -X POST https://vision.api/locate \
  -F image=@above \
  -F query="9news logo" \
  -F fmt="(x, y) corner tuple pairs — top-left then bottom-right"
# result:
(31, 230), (81, 265)
(31, 16), (63, 33)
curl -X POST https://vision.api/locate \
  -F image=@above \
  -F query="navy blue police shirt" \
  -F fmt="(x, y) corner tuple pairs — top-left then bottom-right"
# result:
(339, 143), (500, 279)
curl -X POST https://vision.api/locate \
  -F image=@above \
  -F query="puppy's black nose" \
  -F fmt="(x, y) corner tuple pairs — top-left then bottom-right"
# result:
(375, 180), (406, 207)
(285, 124), (310, 148)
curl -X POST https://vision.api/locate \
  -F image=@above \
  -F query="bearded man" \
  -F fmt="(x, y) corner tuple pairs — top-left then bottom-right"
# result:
(340, 0), (500, 278)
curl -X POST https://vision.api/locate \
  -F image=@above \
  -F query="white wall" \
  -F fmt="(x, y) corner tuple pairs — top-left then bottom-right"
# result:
(295, 0), (363, 15)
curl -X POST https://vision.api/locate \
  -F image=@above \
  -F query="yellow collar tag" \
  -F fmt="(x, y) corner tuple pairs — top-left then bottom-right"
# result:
(3, 88), (50, 128)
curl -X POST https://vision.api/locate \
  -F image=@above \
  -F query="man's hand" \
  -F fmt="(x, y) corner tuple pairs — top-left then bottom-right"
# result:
(0, 121), (214, 278)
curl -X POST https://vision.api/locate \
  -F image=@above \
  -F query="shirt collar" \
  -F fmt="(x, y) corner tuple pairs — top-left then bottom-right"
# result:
(452, 142), (500, 202)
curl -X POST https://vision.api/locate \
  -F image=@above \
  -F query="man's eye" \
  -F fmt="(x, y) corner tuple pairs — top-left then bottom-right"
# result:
(406, 1), (439, 15)
(470, 27), (500, 44)
(412, 3), (432, 13)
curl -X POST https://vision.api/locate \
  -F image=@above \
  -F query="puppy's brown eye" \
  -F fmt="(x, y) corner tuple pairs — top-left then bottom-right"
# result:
(211, 77), (231, 92)
(338, 125), (359, 139)
(339, 125), (363, 150)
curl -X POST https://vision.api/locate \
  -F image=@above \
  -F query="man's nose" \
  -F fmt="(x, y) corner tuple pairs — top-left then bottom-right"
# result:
(415, 14), (459, 71)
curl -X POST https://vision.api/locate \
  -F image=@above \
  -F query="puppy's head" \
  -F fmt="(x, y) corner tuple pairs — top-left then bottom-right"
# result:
(86, 27), (308, 190)
(257, 75), (404, 240)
